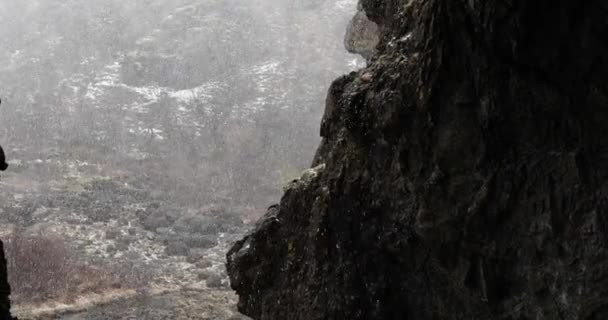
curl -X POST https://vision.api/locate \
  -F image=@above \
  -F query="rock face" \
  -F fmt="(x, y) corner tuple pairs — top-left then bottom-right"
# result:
(227, 0), (608, 319)
(0, 145), (13, 319)
(0, 241), (12, 319)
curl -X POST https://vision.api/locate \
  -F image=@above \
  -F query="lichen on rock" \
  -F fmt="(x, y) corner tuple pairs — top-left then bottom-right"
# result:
(282, 163), (326, 192)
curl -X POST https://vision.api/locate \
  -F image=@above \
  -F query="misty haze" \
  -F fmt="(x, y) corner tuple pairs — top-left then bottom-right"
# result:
(0, 0), (363, 318)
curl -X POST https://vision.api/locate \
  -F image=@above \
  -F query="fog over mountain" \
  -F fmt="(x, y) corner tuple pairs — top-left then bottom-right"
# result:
(0, 0), (361, 318)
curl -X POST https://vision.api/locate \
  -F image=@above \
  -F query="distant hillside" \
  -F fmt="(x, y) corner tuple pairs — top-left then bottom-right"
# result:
(0, 0), (362, 206)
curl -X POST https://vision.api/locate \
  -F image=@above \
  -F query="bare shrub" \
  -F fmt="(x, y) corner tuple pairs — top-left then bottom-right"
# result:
(5, 232), (73, 302)
(4, 232), (147, 304)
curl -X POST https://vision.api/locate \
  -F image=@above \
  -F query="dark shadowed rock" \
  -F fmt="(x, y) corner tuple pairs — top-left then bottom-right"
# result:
(0, 141), (13, 317)
(0, 240), (13, 319)
(227, 1), (608, 319)
(0, 144), (8, 172)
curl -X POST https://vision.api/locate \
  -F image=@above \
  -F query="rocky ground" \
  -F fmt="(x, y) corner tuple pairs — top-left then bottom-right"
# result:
(0, 145), (258, 319)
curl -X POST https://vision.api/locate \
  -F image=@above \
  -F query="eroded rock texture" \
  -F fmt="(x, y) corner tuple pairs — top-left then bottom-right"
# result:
(344, 7), (379, 60)
(227, 0), (608, 319)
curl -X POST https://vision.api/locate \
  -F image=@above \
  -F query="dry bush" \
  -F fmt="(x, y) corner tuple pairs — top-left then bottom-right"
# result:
(5, 232), (73, 302)
(4, 232), (147, 304)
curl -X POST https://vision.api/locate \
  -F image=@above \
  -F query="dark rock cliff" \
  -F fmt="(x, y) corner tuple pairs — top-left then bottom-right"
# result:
(0, 143), (13, 319)
(227, 0), (608, 319)
(0, 241), (12, 320)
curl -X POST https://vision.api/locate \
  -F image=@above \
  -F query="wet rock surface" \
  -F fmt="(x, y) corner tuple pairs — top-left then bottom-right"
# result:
(228, 1), (608, 319)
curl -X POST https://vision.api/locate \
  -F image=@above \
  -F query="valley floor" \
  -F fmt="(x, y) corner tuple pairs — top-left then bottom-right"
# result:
(0, 145), (254, 319)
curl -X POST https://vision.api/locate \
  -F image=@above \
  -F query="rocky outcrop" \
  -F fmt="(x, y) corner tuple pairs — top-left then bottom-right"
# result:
(0, 143), (13, 319)
(0, 240), (12, 319)
(227, 0), (608, 319)
(344, 7), (379, 60)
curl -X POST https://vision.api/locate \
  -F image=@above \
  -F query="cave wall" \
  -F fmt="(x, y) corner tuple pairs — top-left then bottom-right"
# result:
(227, 0), (608, 319)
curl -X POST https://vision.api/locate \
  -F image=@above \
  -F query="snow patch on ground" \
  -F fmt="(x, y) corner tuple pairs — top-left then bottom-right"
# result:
(169, 82), (219, 104)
